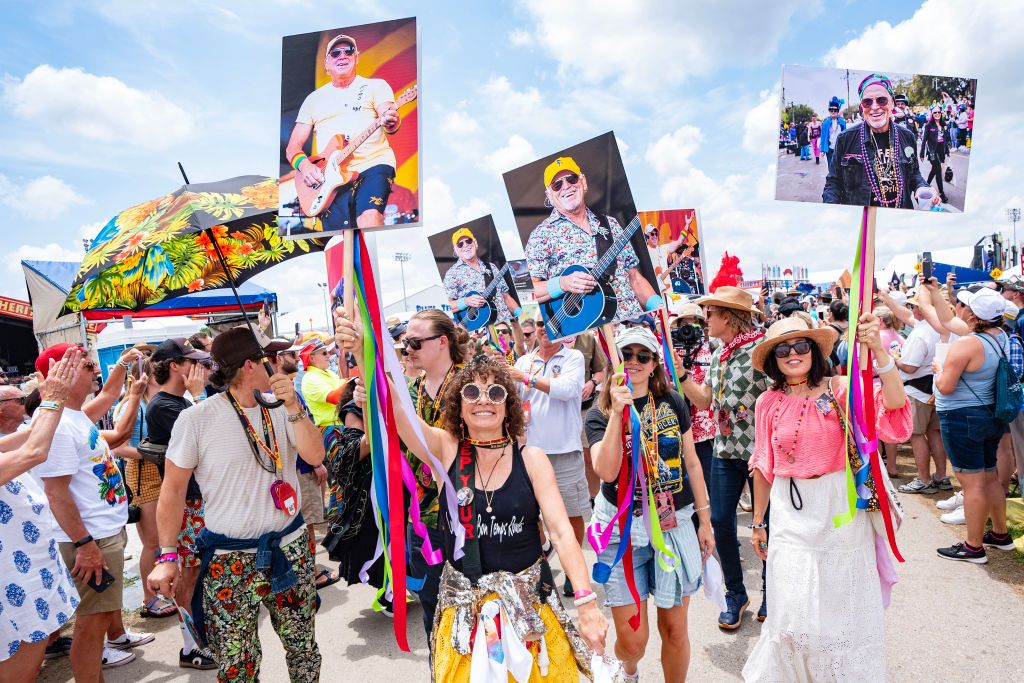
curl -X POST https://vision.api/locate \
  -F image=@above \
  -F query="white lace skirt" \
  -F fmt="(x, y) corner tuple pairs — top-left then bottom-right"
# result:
(742, 470), (886, 683)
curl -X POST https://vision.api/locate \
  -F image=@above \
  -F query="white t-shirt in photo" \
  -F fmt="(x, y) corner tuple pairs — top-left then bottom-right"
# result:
(166, 393), (302, 540)
(32, 409), (128, 542)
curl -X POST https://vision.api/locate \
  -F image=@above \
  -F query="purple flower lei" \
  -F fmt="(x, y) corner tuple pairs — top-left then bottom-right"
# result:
(859, 123), (903, 207)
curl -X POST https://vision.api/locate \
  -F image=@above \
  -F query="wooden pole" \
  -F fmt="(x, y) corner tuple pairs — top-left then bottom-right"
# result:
(342, 231), (355, 319)
(602, 322), (621, 368)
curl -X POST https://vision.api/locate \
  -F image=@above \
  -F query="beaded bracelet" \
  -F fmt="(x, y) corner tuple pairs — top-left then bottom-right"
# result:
(747, 521), (768, 529)
(155, 553), (179, 565)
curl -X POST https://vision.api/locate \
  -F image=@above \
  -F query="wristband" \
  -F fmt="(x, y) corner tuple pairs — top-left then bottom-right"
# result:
(573, 592), (598, 608)
(547, 277), (564, 300)
(159, 546), (177, 556)
(290, 153), (308, 172)
(644, 294), (665, 311)
(117, 359), (132, 369)
(38, 400), (63, 412)
(874, 358), (896, 374)
(511, 307), (522, 317)
(529, 376), (538, 389)
(573, 589), (594, 599)
(73, 534), (94, 549)
(456, 297), (468, 312)
(747, 521), (767, 529)
(287, 409), (309, 423)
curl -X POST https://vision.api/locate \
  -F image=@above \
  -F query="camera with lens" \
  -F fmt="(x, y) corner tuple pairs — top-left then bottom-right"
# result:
(671, 323), (705, 370)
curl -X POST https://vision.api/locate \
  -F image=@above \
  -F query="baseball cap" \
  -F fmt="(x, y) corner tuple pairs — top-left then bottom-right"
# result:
(1004, 300), (1019, 322)
(451, 227), (475, 246)
(326, 34), (357, 54)
(543, 156), (582, 187)
(888, 291), (907, 307)
(966, 287), (1005, 322)
(211, 326), (291, 368)
(151, 337), (211, 363)
(35, 343), (79, 378)
(615, 326), (661, 357)
(298, 338), (336, 368)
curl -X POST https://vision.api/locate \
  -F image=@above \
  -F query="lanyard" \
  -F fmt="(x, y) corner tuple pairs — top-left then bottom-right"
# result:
(525, 350), (556, 385)
(225, 392), (281, 476)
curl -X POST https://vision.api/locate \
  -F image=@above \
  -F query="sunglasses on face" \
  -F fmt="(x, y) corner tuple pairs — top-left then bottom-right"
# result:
(522, 331), (535, 339)
(829, 107), (839, 113)
(496, 329), (510, 336)
(0, 396), (26, 405)
(861, 96), (890, 109)
(82, 360), (98, 371)
(329, 46), (356, 58)
(773, 340), (813, 359)
(460, 382), (508, 404)
(549, 173), (580, 193)
(456, 238), (474, 249)
(621, 349), (655, 364)
(404, 334), (443, 351)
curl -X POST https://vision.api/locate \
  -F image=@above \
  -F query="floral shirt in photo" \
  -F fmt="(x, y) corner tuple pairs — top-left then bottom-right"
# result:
(443, 260), (511, 322)
(525, 207), (643, 320)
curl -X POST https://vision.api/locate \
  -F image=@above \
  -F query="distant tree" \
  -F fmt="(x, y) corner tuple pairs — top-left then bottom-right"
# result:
(905, 75), (976, 106)
(782, 103), (816, 124)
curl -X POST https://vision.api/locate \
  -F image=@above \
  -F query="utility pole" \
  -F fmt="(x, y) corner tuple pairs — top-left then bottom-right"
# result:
(394, 252), (411, 311)
(1008, 208), (1021, 267)
(317, 282), (331, 330)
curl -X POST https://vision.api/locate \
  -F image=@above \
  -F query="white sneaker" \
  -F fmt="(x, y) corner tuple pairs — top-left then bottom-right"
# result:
(107, 628), (155, 650)
(936, 491), (964, 511)
(101, 646), (136, 668)
(940, 507), (966, 525)
(738, 490), (753, 512)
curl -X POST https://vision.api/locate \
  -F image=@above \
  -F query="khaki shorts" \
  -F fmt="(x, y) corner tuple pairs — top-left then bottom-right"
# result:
(298, 470), (325, 524)
(58, 528), (126, 616)
(124, 458), (161, 505)
(911, 397), (939, 435)
(547, 450), (590, 518)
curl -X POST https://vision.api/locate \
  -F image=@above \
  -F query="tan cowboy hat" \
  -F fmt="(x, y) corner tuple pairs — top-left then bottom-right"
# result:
(694, 286), (760, 316)
(751, 317), (838, 373)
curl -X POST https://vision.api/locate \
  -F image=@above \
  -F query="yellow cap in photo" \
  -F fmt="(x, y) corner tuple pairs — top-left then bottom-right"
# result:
(543, 156), (582, 187)
(452, 227), (475, 246)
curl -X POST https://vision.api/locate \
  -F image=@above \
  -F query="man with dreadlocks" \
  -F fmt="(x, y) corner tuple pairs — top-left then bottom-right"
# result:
(823, 73), (937, 210)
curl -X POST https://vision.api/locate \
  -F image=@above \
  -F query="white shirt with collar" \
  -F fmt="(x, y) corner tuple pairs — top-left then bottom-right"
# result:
(514, 346), (585, 454)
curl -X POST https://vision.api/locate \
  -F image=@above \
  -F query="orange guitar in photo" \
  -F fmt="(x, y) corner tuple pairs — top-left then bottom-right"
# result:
(296, 85), (418, 217)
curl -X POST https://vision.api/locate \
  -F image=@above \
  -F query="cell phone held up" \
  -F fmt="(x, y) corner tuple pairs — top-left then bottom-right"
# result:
(87, 568), (116, 593)
(921, 251), (933, 281)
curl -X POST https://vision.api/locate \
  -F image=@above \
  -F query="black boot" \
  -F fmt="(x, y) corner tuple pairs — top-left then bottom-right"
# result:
(815, 156), (820, 165)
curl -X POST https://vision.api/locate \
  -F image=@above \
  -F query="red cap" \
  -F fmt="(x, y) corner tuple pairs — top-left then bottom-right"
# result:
(35, 343), (79, 378)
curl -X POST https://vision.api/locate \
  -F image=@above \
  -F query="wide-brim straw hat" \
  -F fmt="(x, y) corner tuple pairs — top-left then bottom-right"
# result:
(751, 317), (838, 373)
(694, 286), (760, 316)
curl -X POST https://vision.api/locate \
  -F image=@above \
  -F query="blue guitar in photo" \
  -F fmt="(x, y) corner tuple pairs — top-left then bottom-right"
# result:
(540, 215), (642, 339)
(454, 263), (512, 332)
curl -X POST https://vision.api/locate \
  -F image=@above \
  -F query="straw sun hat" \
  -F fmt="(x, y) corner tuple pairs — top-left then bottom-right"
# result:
(693, 286), (761, 316)
(751, 317), (838, 373)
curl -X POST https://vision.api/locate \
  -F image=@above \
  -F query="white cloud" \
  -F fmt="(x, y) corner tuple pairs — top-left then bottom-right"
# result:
(5, 65), (195, 150)
(8, 242), (84, 273)
(518, 0), (817, 91)
(0, 174), (89, 219)
(480, 135), (537, 175)
(743, 84), (781, 154)
(508, 28), (532, 47)
(645, 125), (704, 176)
(79, 221), (106, 242)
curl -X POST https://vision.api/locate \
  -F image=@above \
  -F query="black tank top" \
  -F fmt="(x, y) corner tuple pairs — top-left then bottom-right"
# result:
(442, 443), (543, 576)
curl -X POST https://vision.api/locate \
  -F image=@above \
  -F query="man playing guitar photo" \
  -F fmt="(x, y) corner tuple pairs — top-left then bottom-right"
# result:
(525, 157), (661, 337)
(285, 34), (400, 230)
(444, 227), (521, 328)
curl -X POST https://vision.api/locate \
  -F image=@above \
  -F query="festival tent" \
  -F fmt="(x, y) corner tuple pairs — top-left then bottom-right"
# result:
(22, 260), (277, 350)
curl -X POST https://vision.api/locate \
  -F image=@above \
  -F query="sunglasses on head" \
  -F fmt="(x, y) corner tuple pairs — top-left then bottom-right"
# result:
(460, 382), (508, 404)
(773, 340), (813, 358)
(549, 173), (579, 193)
(456, 237), (474, 249)
(404, 333), (443, 351)
(621, 349), (655, 364)
(861, 96), (890, 109)
(329, 46), (355, 58)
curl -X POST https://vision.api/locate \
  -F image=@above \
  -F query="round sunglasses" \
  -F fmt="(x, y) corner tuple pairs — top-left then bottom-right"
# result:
(773, 340), (813, 359)
(860, 96), (890, 109)
(461, 383), (508, 404)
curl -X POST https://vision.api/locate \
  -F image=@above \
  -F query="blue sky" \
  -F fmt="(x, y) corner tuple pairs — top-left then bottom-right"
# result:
(2, 0), (1021, 329)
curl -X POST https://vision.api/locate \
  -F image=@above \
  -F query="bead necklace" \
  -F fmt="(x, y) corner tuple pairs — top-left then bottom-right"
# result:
(771, 392), (811, 464)
(416, 363), (456, 426)
(786, 379), (808, 388)
(860, 123), (904, 207)
(467, 436), (511, 449)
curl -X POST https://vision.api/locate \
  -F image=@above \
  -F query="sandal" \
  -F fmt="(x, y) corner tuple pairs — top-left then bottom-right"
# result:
(141, 596), (177, 618)
(314, 568), (341, 590)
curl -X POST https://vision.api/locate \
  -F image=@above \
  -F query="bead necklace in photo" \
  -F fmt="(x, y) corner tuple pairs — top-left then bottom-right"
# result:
(416, 363), (457, 426)
(225, 391), (281, 474)
(860, 123), (904, 207)
(771, 391), (811, 464)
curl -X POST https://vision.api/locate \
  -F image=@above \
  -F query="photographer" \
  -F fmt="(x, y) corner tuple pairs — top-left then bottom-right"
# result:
(670, 303), (715, 500)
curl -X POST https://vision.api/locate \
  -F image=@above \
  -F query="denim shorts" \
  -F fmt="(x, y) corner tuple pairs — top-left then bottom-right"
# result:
(937, 405), (1006, 473)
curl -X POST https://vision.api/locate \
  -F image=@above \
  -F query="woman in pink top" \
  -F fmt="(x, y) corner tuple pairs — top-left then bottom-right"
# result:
(875, 306), (904, 476)
(741, 316), (911, 682)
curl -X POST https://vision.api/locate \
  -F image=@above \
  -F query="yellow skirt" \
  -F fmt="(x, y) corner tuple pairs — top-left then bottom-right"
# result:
(432, 595), (580, 683)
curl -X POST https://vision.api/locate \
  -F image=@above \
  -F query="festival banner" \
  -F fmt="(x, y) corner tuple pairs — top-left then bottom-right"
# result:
(503, 131), (660, 340)
(776, 64), (977, 213)
(427, 215), (522, 332)
(637, 209), (707, 298)
(278, 18), (420, 239)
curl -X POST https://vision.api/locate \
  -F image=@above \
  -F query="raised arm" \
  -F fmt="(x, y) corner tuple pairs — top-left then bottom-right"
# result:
(84, 348), (143, 422)
(589, 374), (630, 483)
(100, 374), (147, 449)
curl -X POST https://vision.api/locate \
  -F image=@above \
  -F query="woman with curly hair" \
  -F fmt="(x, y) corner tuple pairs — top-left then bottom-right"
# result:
(335, 313), (608, 682)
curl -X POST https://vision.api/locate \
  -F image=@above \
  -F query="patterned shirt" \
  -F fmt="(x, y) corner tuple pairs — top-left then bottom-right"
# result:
(702, 339), (769, 460)
(404, 365), (461, 528)
(443, 259), (512, 322)
(525, 207), (644, 320)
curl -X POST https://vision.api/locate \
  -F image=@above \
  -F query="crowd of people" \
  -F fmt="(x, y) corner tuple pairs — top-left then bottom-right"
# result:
(1, 264), (1021, 682)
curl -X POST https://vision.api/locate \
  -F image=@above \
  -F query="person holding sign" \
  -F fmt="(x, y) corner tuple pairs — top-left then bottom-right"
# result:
(285, 34), (400, 231)
(822, 74), (936, 209)
(444, 227), (522, 325)
(586, 327), (713, 683)
(149, 327), (325, 683)
(527, 157), (661, 337)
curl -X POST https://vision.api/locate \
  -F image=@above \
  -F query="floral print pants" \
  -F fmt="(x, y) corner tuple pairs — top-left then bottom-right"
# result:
(202, 532), (321, 682)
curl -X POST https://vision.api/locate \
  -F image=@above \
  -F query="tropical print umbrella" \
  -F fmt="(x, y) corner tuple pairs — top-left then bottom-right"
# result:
(62, 175), (324, 314)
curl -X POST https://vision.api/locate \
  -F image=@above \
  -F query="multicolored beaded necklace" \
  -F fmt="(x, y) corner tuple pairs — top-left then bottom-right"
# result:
(416, 363), (457, 426)
(860, 123), (904, 207)
(771, 390), (811, 464)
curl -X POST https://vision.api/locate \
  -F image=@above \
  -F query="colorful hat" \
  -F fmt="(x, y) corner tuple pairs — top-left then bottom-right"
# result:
(451, 227), (475, 246)
(543, 157), (581, 187)
(828, 96), (843, 111)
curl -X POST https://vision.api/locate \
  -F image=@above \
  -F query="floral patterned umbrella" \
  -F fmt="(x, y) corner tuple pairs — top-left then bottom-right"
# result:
(61, 175), (325, 314)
